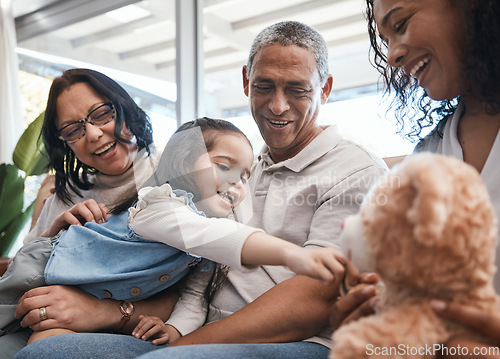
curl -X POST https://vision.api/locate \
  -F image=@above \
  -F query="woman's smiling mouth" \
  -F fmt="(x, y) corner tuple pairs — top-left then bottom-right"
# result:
(94, 142), (116, 156)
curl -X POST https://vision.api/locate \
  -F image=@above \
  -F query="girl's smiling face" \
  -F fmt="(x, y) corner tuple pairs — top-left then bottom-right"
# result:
(373, 0), (467, 101)
(191, 132), (254, 218)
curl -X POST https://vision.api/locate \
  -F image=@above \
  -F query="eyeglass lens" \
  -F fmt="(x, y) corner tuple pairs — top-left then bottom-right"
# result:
(59, 103), (114, 143)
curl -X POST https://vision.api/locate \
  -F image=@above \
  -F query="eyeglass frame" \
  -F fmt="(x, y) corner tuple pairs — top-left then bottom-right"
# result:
(56, 102), (116, 144)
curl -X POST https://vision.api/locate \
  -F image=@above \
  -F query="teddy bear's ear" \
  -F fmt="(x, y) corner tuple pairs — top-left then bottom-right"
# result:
(404, 156), (454, 246)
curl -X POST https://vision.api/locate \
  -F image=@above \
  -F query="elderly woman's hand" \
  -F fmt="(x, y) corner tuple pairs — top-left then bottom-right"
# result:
(431, 300), (500, 359)
(41, 199), (110, 238)
(15, 285), (117, 333)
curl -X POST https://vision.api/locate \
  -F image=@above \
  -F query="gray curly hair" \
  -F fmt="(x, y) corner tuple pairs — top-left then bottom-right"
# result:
(246, 21), (329, 85)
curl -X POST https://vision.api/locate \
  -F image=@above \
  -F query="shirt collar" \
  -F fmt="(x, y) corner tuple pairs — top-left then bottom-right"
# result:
(257, 125), (342, 173)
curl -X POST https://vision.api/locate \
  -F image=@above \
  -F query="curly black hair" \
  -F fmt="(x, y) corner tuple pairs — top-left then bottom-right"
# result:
(42, 68), (153, 204)
(365, 0), (500, 140)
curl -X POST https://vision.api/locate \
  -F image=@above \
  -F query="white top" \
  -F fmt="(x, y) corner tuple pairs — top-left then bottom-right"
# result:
(129, 183), (261, 335)
(415, 103), (500, 292)
(129, 184), (261, 272)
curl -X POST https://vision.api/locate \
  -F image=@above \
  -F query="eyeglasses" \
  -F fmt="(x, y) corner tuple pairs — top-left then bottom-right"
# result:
(57, 102), (115, 143)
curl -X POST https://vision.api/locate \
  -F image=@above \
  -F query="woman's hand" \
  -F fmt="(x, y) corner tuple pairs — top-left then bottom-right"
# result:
(329, 272), (380, 329)
(431, 300), (500, 341)
(15, 285), (116, 333)
(41, 199), (109, 238)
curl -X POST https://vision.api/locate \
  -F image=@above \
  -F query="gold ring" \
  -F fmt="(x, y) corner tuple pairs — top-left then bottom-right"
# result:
(39, 307), (48, 321)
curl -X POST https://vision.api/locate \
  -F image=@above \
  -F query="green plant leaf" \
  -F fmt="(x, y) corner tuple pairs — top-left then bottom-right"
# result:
(0, 201), (35, 256)
(13, 111), (49, 176)
(0, 164), (24, 231)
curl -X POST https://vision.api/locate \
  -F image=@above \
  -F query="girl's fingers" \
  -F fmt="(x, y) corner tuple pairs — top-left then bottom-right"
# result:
(141, 326), (161, 340)
(133, 316), (155, 338)
(152, 333), (170, 345)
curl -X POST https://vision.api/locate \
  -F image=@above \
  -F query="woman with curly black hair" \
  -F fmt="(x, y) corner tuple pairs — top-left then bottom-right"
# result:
(366, 0), (500, 352)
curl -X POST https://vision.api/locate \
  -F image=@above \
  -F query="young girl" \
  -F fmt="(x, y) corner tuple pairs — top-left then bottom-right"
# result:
(3, 118), (352, 344)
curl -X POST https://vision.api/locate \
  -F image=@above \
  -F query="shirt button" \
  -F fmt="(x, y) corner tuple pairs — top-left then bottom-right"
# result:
(130, 287), (141, 296)
(159, 275), (170, 282)
(103, 290), (112, 298)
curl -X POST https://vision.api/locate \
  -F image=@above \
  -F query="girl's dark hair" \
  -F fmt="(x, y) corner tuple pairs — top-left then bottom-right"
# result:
(160, 117), (251, 199)
(112, 117), (251, 304)
(365, 0), (500, 140)
(112, 116), (250, 213)
(43, 68), (153, 204)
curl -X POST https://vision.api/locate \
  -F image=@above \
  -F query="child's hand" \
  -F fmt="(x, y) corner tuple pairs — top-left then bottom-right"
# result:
(41, 199), (109, 237)
(284, 246), (358, 285)
(132, 315), (180, 345)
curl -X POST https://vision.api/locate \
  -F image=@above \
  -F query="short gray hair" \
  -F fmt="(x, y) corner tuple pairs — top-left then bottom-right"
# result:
(246, 21), (329, 85)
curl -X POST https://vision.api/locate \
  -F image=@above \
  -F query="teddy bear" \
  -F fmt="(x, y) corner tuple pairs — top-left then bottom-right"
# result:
(331, 153), (500, 359)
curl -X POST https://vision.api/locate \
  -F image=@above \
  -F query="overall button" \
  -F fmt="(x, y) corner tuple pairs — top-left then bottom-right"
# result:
(130, 287), (141, 296)
(188, 261), (198, 267)
(159, 274), (170, 282)
(103, 290), (112, 298)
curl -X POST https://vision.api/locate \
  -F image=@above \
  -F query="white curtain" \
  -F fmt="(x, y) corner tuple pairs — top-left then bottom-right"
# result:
(0, 0), (24, 164)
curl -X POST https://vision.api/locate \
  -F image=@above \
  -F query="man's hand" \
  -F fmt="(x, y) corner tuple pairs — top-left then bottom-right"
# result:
(330, 272), (380, 329)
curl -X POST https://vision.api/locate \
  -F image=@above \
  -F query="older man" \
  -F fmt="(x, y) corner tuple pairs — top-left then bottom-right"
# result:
(15, 21), (386, 359)
(142, 20), (387, 359)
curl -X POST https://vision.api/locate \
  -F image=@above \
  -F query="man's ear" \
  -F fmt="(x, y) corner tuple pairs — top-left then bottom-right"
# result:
(242, 65), (250, 97)
(320, 75), (333, 104)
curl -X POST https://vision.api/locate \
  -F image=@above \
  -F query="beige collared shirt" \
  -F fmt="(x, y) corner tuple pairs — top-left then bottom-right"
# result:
(207, 125), (388, 348)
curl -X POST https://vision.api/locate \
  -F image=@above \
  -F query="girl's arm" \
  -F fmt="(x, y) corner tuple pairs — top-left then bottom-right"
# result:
(129, 184), (261, 271)
(242, 231), (356, 283)
(163, 269), (213, 336)
(130, 184), (355, 283)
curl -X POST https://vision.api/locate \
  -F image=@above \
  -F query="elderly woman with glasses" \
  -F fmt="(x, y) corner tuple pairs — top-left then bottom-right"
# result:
(0, 68), (177, 359)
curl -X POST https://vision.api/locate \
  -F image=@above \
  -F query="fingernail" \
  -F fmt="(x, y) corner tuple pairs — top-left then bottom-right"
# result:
(361, 285), (375, 296)
(369, 296), (380, 307)
(430, 299), (446, 311)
